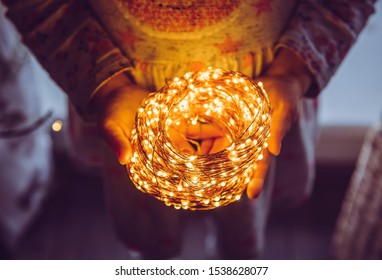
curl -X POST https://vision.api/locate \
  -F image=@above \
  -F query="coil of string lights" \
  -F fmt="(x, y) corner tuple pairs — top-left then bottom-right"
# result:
(128, 67), (271, 210)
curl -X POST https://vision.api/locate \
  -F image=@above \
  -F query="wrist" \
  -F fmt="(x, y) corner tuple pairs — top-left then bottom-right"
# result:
(264, 48), (312, 98)
(92, 72), (133, 110)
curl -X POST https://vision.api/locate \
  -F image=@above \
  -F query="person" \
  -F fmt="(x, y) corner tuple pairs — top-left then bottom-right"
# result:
(3, 0), (376, 259)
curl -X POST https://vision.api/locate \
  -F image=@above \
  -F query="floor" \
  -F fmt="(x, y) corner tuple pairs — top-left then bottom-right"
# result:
(0, 148), (354, 260)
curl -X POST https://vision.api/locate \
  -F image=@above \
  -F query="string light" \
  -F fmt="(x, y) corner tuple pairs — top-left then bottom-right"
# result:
(128, 67), (271, 210)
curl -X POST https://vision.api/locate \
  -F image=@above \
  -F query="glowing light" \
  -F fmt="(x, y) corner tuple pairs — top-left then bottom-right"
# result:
(51, 120), (63, 132)
(128, 68), (271, 210)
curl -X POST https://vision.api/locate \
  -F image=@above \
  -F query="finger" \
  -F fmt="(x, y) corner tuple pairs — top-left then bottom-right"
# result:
(268, 106), (294, 156)
(247, 150), (271, 199)
(209, 135), (231, 154)
(186, 122), (226, 139)
(167, 127), (196, 154)
(99, 121), (132, 165)
(198, 138), (214, 155)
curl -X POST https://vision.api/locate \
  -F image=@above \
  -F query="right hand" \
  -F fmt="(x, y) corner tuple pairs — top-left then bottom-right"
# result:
(246, 48), (313, 199)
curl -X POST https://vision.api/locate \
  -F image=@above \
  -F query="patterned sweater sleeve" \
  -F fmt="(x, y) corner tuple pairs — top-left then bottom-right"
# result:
(3, 0), (133, 117)
(277, 0), (377, 97)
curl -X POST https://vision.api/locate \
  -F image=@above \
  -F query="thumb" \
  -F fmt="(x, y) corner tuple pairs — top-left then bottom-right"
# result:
(247, 150), (271, 199)
(267, 105), (295, 156)
(99, 121), (132, 165)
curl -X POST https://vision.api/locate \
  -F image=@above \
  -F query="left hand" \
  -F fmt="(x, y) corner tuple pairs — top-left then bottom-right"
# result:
(246, 48), (313, 199)
(92, 73), (150, 165)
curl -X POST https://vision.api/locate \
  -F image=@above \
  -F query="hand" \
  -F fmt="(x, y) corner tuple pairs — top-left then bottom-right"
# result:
(94, 73), (230, 163)
(167, 120), (231, 155)
(247, 48), (312, 199)
(93, 74), (150, 164)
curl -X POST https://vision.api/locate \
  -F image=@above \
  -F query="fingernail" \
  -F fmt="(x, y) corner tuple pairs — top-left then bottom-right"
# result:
(181, 149), (193, 154)
(247, 178), (264, 199)
(118, 152), (130, 165)
(116, 151), (123, 165)
(270, 142), (281, 156)
(275, 142), (281, 155)
(119, 157), (127, 165)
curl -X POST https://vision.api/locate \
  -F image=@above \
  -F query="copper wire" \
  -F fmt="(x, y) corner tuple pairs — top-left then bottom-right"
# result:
(128, 67), (271, 210)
